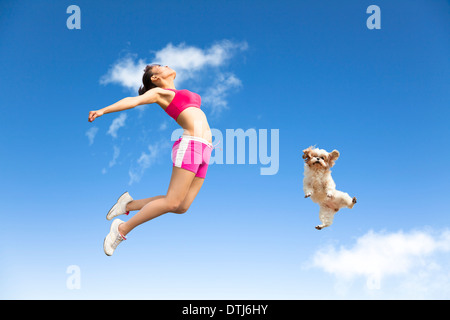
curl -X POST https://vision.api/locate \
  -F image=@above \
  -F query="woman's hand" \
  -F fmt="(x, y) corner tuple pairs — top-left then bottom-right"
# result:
(88, 109), (104, 122)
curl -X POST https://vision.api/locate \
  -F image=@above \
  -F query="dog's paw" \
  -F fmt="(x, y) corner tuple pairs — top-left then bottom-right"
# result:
(304, 192), (312, 198)
(347, 196), (357, 209)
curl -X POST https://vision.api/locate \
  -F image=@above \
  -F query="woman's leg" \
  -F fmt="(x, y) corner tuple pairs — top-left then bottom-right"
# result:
(126, 195), (165, 212)
(118, 167), (196, 236)
(172, 176), (205, 213)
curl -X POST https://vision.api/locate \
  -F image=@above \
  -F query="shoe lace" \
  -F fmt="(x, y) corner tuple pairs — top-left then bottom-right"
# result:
(111, 234), (125, 249)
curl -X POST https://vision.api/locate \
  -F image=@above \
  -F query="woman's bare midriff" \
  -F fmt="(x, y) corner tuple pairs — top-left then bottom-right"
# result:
(176, 107), (212, 144)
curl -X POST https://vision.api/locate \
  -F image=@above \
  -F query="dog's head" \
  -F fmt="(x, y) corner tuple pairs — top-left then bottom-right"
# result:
(302, 146), (340, 170)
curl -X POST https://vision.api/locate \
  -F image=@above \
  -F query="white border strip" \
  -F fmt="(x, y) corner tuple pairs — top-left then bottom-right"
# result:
(175, 138), (190, 167)
(181, 135), (213, 148)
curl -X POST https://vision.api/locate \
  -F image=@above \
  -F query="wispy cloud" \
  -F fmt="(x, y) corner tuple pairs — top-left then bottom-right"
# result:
(100, 40), (247, 115)
(85, 126), (98, 146)
(108, 145), (120, 168)
(107, 113), (127, 139)
(310, 228), (450, 296)
(101, 145), (121, 174)
(100, 55), (147, 92)
(152, 40), (248, 84)
(128, 141), (170, 185)
(202, 72), (242, 117)
(159, 121), (168, 131)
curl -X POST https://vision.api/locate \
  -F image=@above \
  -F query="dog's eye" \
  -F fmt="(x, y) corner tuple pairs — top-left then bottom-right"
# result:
(320, 157), (324, 160)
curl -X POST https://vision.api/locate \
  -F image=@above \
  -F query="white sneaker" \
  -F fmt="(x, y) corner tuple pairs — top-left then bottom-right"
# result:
(106, 191), (133, 220)
(103, 219), (126, 256)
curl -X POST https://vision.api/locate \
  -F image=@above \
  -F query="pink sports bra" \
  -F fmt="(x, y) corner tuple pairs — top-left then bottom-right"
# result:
(163, 88), (201, 121)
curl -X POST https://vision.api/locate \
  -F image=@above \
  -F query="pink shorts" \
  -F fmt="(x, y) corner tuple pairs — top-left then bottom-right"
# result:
(171, 135), (213, 178)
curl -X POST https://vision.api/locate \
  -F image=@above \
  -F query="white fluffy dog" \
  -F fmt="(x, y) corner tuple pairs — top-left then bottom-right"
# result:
(302, 146), (357, 230)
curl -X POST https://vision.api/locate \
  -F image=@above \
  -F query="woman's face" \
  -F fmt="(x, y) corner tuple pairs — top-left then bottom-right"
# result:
(151, 65), (176, 81)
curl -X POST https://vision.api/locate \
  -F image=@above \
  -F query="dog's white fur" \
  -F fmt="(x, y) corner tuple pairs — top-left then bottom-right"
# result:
(302, 146), (357, 230)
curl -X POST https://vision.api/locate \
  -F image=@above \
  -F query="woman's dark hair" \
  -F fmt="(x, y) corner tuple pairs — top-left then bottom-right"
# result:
(138, 64), (158, 95)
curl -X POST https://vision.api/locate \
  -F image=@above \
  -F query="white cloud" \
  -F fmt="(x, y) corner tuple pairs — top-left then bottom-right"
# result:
(85, 126), (98, 145)
(101, 145), (121, 174)
(202, 72), (242, 116)
(152, 40), (248, 84)
(100, 55), (147, 92)
(108, 145), (120, 168)
(159, 121), (168, 131)
(128, 141), (169, 185)
(100, 40), (247, 114)
(310, 229), (450, 294)
(107, 113), (127, 138)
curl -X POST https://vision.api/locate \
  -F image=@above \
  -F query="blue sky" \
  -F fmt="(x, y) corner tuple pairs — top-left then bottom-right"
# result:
(1, 0), (449, 299)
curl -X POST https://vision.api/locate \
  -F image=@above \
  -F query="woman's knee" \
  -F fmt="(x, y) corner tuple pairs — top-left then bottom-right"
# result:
(173, 205), (188, 214)
(167, 202), (181, 213)
(170, 199), (189, 214)
(164, 197), (185, 213)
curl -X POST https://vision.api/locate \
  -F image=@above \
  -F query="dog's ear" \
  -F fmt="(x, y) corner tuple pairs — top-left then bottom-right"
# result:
(302, 146), (313, 160)
(328, 149), (340, 167)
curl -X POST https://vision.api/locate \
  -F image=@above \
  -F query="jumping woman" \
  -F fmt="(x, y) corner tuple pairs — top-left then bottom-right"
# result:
(88, 65), (214, 256)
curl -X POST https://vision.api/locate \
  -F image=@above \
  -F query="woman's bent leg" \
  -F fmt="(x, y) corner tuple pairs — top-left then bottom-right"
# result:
(173, 176), (205, 214)
(118, 167), (196, 236)
(126, 195), (165, 212)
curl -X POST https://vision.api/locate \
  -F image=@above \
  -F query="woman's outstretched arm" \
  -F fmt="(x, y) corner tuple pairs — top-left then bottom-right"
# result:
(88, 88), (162, 122)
